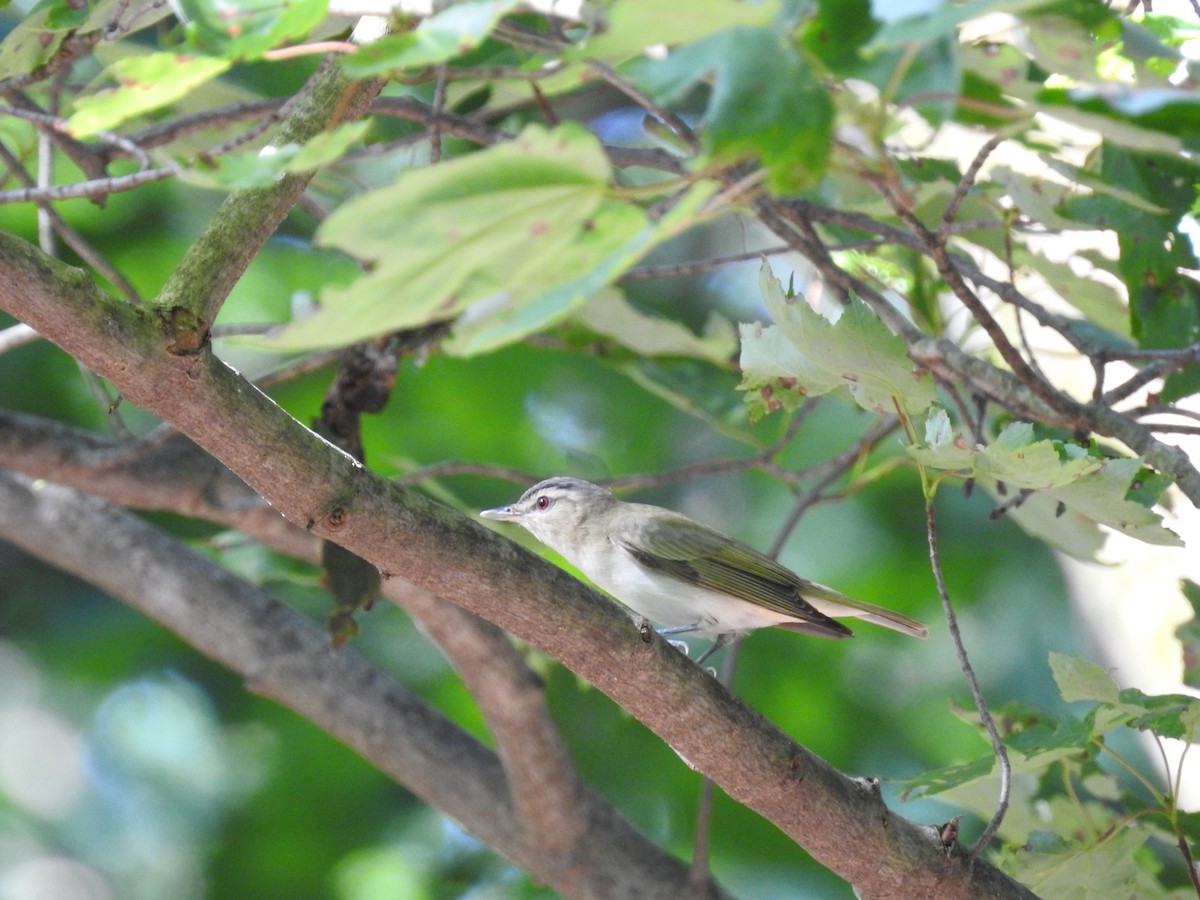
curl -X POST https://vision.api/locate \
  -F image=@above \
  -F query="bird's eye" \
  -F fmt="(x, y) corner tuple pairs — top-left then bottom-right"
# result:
(535, 495), (552, 511)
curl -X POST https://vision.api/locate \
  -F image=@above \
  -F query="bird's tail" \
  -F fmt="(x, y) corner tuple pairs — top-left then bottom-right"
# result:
(802, 582), (928, 638)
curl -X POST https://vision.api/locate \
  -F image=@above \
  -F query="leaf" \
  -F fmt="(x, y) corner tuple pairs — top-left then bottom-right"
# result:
(1011, 827), (1159, 898)
(445, 181), (720, 356)
(1119, 688), (1200, 741)
(178, 121), (370, 190)
(341, 0), (520, 75)
(263, 125), (711, 354)
(68, 53), (232, 138)
(910, 425), (1181, 556)
(631, 26), (833, 192)
(573, 0), (775, 63)
(738, 322), (832, 419)
(1050, 652), (1119, 705)
(0, 0), (150, 82)
(748, 261), (937, 415)
(576, 290), (736, 364)
(178, 0), (329, 58)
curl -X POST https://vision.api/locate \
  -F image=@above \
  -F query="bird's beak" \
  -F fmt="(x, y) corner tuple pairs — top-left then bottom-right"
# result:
(480, 505), (519, 521)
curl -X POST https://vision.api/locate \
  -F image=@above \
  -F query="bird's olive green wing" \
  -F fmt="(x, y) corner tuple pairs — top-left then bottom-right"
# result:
(613, 512), (853, 639)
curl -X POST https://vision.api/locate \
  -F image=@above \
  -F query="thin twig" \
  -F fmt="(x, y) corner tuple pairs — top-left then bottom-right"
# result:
(926, 498), (1009, 856)
(0, 166), (175, 204)
(937, 135), (1004, 243)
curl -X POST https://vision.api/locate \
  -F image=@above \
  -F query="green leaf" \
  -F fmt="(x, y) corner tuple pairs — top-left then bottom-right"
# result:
(284, 120), (371, 172)
(68, 53), (232, 138)
(801, 0), (877, 73)
(577, 290), (736, 364)
(745, 261), (937, 415)
(737, 322), (831, 419)
(910, 425), (1181, 556)
(1011, 828), (1159, 898)
(0, 0), (152, 82)
(177, 121), (370, 189)
(571, 0), (777, 63)
(1050, 652), (1119, 705)
(445, 181), (720, 356)
(631, 26), (833, 192)
(264, 125), (709, 354)
(179, 0), (329, 58)
(1119, 688), (1200, 741)
(341, 0), (520, 76)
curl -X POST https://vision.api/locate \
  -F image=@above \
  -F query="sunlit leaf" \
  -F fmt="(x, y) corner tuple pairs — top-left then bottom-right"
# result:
(572, 0), (777, 63)
(1050, 652), (1119, 705)
(746, 261), (937, 415)
(578, 289), (736, 364)
(68, 53), (232, 138)
(910, 423), (1181, 556)
(341, 0), (520, 75)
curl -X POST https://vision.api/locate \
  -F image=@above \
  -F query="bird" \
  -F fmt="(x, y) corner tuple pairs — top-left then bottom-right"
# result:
(480, 476), (927, 662)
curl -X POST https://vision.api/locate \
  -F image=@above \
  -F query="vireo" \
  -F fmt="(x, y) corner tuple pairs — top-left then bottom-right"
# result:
(481, 477), (927, 661)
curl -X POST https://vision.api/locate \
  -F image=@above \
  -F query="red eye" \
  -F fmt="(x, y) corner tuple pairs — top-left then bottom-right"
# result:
(535, 495), (551, 510)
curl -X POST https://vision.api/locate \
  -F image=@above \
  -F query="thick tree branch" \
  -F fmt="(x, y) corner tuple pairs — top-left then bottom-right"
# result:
(0, 231), (1034, 899)
(0, 470), (715, 900)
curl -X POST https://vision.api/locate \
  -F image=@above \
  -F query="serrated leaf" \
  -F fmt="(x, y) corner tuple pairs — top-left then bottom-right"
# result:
(910, 426), (1180, 556)
(341, 0), (520, 75)
(751, 261), (936, 415)
(1012, 827), (1157, 898)
(1050, 652), (1120, 705)
(737, 322), (830, 419)
(262, 125), (712, 354)
(576, 290), (736, 364)
(1119, 688), (1200, 741)
(68, 53), (232, 138)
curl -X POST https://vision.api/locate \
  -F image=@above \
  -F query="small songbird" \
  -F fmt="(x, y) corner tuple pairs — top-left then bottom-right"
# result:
(480, 477), (927, 662)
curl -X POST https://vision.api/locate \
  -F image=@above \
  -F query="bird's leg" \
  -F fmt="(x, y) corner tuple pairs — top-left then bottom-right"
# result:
(694, 632), (735, 665)
(656, 623), (700, 655)
(656, 623), (701, 636)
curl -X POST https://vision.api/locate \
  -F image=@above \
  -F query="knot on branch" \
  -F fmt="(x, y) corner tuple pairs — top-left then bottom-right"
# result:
(156, 305), (208, 355)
